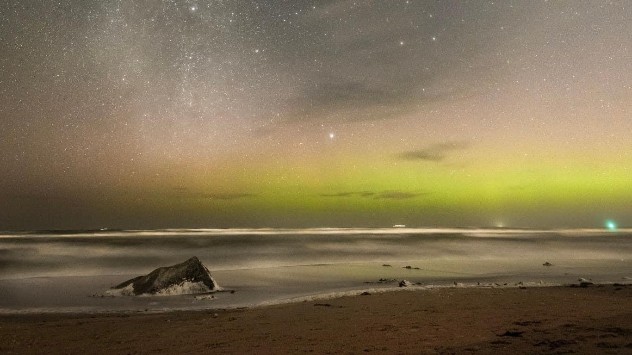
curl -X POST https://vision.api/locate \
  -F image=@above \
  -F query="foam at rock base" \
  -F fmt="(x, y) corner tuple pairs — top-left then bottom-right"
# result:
(105, 281), (218, 297)
(154, 281), (214, 296)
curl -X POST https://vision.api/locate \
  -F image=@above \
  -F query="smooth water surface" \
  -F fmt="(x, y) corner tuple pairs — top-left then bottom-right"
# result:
(1, 228), (631, 313)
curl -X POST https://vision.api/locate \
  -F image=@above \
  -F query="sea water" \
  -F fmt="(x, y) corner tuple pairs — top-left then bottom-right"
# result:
(1, 228), (631, 313)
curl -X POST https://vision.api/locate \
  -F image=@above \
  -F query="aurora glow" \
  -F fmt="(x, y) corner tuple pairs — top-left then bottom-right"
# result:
(1, 1), (631, 229)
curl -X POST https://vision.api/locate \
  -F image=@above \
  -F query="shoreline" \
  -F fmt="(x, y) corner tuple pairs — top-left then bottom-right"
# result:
(2, 284), (632, 353)
(2, 279), (631, 316)
(0, 280), (610, 316)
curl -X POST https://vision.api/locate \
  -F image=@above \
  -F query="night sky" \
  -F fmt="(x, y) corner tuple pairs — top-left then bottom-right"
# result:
(1, 1), (631, 230)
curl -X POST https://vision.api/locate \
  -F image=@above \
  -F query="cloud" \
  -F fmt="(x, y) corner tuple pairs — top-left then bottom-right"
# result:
(277, 76), (471, 125)
(374, 191), (423, 200)
(320, 191), (376, 198)
(0, 192), (84, 202)
(171, 186), (257, 201)
(200, 193), (257, 201)
(266, 0), (491, 125)
(175, 190), (257, 201)
(398, 141), (469, 162)
(320, 190), (424, 200)
(320, 192), (361, 197)
(285, 79), (415, 122)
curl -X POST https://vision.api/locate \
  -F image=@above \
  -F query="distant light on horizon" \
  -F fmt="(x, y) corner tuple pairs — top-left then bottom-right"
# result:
(606, 220), (617, 231)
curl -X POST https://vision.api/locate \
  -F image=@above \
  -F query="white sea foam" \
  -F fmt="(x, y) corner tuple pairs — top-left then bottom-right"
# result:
(154, 281), (214, 296)
(104, 284), (134, 296)
(104, 281), (220, 297)
(251, 281), (565, 308)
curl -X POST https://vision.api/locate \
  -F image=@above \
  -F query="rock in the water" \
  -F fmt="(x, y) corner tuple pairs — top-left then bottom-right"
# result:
(399, 280), (413, 287)
(108, 257), (219, 296)
(543, 261), (552, 266)
(577, 277), (594, 288)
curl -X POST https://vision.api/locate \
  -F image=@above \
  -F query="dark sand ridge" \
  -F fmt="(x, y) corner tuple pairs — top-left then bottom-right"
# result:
(1, 285), (632, 354)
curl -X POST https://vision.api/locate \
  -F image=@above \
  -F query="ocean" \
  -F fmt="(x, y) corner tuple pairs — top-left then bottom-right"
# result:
(1, 228), (631, 313)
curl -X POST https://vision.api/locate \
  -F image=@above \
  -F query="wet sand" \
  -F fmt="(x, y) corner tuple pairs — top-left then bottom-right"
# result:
(1, 284), (632, 354)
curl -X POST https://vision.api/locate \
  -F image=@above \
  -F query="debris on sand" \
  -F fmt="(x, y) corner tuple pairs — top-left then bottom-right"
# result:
(499, 330), (524, 337)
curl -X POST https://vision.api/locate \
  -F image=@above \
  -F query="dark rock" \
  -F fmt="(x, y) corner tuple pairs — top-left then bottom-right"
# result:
(513, 320), (542, 326)
(360, 291), (371, 296)
(577, 278), (594, 288)
(543, 261), (552, 266)
(109, 256), (218, 296)
(499, 330), (524, 337)
(399, 280), (413, 287)
(378, 278), (396, 282)
(535, 339), (577, 349)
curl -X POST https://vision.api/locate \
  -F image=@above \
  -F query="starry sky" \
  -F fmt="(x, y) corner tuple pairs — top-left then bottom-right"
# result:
(1, 0), (631, 230)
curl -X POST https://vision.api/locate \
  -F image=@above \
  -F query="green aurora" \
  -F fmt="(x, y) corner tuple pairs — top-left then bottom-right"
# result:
(1, 1), (631, 229)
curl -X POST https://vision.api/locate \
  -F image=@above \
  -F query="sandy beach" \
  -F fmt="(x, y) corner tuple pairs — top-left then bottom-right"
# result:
(2, 284), (631, 354)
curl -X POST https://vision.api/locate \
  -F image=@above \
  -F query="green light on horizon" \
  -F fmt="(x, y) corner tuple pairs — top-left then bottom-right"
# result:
(606, 220), (617, 231)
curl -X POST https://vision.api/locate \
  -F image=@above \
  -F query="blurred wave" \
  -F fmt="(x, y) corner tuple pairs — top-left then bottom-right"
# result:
(1, 229), (631, 279)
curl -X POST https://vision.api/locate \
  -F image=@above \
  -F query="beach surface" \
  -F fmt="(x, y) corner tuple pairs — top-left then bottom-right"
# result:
(2, 284), (632, 354)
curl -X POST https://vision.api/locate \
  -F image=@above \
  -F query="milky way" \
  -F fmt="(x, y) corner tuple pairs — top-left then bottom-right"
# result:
(1, 1), (631, 229)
